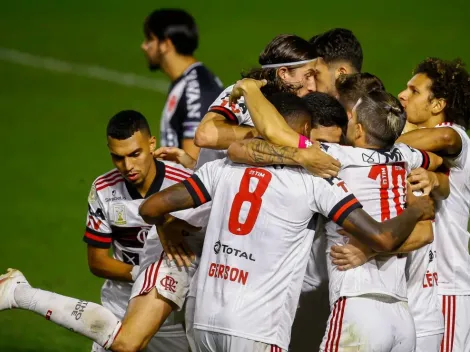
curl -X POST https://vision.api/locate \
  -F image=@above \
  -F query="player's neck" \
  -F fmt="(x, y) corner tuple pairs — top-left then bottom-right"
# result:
(136, 161), (157, 197)
(162, 55), (198, 81)
(416, 114), (445, 129)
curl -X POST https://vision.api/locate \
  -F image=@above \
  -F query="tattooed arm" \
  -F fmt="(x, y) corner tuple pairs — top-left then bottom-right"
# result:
(228, 138), (340, 178)
(139, 183), (195, 225)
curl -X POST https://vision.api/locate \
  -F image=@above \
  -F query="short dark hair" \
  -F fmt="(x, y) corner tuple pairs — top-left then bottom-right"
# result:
(144, 9), (198, 56)
(336, 72), (385, 110)
(107, 110), (151, 140)
(242, 34), (316, 96)
(266, 92), (312, 132)
(310, 28), (363, 72)
(302, 92), (348, 134)
(414, 58), (470, 129)
(355, 90), (406, 149)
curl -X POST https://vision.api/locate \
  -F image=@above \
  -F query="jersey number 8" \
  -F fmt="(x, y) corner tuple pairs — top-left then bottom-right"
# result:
(229, 168), (272, 235)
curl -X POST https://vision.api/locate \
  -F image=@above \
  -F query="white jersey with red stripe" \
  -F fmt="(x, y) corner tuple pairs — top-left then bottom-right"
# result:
(321, 142), (430, 305)
(207, 84), (252, 126)
(406, 240), (444, 337)
(182, 158), (363, 350)
(432, 124), (470, 295)
(83, 160), (193, 335)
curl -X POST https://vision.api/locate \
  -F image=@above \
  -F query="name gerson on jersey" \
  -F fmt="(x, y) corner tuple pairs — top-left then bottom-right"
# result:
(160, 62), (223, 148)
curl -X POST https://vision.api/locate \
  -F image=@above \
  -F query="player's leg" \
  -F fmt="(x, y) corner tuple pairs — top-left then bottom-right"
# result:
(109, 287), (175, 352)
(389, 300), (416, 352)
(416, 334), (443, 352)
(0, 269), (121, 348)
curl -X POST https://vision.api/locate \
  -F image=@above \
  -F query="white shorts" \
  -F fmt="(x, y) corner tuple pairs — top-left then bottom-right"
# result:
(416, 334), (443, 352)
(130, 251), (198, 311)
(438, 294), (470, 352)
(320, 295), (416, 352)
(91, 333), (189, 352)
(193, 329), (285, 352)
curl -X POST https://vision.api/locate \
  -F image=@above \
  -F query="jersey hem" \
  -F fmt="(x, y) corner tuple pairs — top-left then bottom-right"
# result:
(437, 289), (470, 296)
(338, 291), (408, 302)
(193, 323), (288, 351)
(416, 329), (445, 338)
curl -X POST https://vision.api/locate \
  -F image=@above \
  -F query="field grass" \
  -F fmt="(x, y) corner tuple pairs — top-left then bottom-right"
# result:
(1, 0), (469, 350)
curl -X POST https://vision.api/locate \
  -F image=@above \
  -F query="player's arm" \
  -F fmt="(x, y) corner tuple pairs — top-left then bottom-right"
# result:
(87, 246), (136, 282)
(181, 139), (200, 160)
(229, 79), (301, 147)
(339, 195), (434, 253)
(397, 127), (462, 156)
(228, 138), (340, 178)
(331, 220), (434, 270)
(139, 183), (196, 226)
(194, 112), (258, 150)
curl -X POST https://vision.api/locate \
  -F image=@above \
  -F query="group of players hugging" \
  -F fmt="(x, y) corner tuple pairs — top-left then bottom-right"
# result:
(2, 8), (470, 352)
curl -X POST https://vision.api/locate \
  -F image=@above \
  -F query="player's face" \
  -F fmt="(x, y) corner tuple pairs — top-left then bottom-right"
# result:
(310, 125), (342, 143)
(108, 131), (156, 185)
(141, 34), (161, 71)
(398, 73), (434, 125)
(313, 58), (337, 97)
(281, 62), (316, 97)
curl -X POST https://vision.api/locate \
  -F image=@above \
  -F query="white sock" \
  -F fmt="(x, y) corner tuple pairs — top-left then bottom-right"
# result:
(15, 284), (121, 348)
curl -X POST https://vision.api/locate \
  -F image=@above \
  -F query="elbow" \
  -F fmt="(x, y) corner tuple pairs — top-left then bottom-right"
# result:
(194, 125), (215, 148)
(440, 130), (459, 150)
(138, 202), (163, 225)
(88, 262), (103, 277)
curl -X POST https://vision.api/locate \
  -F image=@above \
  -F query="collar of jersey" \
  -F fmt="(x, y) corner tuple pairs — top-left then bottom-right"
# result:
(124, 160), (166, 200)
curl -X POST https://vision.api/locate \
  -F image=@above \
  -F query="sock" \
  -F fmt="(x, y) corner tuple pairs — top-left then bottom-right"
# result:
(14, 284), (121, 348)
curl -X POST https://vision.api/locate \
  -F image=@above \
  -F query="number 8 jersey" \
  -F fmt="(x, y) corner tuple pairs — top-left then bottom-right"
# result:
(182, 158), (362, 350)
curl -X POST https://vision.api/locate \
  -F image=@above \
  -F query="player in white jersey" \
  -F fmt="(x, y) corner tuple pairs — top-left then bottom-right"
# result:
(141, 8), (223, 159)
(397, 58), (470, 352)
(0, 111), (201, 352)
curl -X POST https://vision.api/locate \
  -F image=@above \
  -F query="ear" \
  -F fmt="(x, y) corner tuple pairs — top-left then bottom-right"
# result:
(347, 111), (353, 120)
(276, 67), (289, 80)
(356, 123), (364, 140)
(149, 136), (157, 152)
(302, 122), (311, 138)
(335, 66), (348, 79)
(431, 98), (446, 115)
(159, 38), (173, 54)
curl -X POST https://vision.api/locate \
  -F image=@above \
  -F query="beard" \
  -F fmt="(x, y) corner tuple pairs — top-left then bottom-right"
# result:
(148, 62), (161, 71)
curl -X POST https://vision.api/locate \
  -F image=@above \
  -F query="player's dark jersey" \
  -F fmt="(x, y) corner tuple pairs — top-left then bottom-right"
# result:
(160, 62), (223, 148)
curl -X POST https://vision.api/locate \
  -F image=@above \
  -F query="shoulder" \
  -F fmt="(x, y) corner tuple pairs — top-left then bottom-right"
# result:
(160, 160), (193, 182)
(92, 169), (125, 193)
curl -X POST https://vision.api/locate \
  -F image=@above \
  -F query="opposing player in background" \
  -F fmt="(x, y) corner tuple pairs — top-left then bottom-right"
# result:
(141, 8), (223, 159)
(397, 58), (470, 352)
(0, 111), (199, 352)
(139, 92), (436, 352)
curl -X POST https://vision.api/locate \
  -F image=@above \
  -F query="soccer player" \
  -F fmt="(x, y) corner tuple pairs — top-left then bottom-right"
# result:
(309, 28), (363, 97)
(0, 111), (199, 352)
(396, 58), (470, 352)
(139, 92), (435, 352)
(141, 9), (223, 159)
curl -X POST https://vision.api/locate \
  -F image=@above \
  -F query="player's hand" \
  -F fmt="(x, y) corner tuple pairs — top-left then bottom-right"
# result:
(407, 168), (437, 195)
(157, 217), (201, 268)
(229, 79), (267, 106)
(330, 233), (374, 271)
(406, 185), (435, 221)
(153, 147), (196, 170)
(296, 142), (341, 178)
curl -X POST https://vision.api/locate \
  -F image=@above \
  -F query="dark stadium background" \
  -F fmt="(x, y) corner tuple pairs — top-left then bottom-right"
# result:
(1, 0), (469, 350)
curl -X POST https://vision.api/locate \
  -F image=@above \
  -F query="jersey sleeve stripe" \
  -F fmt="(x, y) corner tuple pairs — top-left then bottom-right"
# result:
(165, 165), (192, 178)
(96, 170), (120, 184)
(208, 106), (237, 122)
(95, 173), (123, 186)
(328, 194), (363, 225)
(165, 175), (186, 183)
(418, 149), (430, 169)
(83, 231), (112, 248)
(96, 178), (125, 191)
(182, 175), (211, 206)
